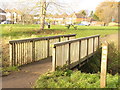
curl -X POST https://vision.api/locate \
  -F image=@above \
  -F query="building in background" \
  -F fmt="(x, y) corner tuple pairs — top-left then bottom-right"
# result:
(0, 8), (6, 23)
(5, 8), (22, 24)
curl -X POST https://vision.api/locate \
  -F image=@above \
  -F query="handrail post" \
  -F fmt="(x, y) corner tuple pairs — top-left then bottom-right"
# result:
(59, 37), (61, 42)
(68, 43), (71, 69)
(100, 41), (108, 88)
(68, 37), (69, 40)
(93, 37), (95, 53)
(47, 39), (50, 57)
(86, 39), (89, 62)
(52, 46), (56, 71)
(79, 40), (81, 64)
(98, 36), (100, 48)
(9, 43), (13, 66)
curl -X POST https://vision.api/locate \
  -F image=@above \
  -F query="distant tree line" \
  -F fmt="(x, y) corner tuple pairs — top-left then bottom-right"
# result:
(95, 0), (119, 25)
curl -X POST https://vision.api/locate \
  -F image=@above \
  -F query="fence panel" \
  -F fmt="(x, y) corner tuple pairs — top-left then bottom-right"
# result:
(52, 35), (100, 71)
(9, 34), (76, 66)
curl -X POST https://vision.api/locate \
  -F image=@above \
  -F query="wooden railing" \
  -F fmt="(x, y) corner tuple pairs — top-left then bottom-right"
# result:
(9, 34), (76, 66)
(52, 35), (100, 71)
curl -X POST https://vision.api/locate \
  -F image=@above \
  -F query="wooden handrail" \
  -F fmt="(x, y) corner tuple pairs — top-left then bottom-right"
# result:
(53, 35), (100, 47)
(52, 34), (100, 71)
(9, 34), (76, 43)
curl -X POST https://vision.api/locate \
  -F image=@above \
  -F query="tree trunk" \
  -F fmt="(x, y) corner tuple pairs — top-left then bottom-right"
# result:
(40, 0), (46, 31)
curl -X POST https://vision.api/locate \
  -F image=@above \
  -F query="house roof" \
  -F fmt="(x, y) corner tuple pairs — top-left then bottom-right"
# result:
(0, 8), (6, 13)
(5, 8), (22, 14)
(74, 13), (83, 18)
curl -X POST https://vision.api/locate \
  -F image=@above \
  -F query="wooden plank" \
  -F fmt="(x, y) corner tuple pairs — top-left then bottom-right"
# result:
(9, 34), (76, 43)
(52, 47), (56, 71)
(39, 41), (42, 60)
(95, 37), (98, 51)
(54, 35), (100, 47)
(29, 41), (32, 63)
(16, 43), (18, 66)
(21, 43), (23, 65)
(79, 40), (81, 64)
(47, 39), (50, 57)
(100, 42), (108, 88)
(17, 43), (20, 66)
(24, 42), (26, 64)
(64, 44), (69, 65)
(68, 43), (71, 69)
(98, 36), (100, 48)
(81, 40), (87, 58)
(9, 43), (13, 66)
(13, 43), (16, 66)
(32, 41), (35, 62)
(23, 43), (25, 65)
(93, 37), (95, 53)
(26, 42), (28, 64)
(88, 38), (92, 55)
(87, 39), (89, 56)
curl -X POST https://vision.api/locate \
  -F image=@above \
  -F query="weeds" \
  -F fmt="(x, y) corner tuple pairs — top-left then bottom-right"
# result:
(34, 69), (119, 88)
(1, 66), (19, 76)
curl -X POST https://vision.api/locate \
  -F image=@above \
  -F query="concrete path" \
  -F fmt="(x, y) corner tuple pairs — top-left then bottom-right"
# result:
(2, 57), (52, 88)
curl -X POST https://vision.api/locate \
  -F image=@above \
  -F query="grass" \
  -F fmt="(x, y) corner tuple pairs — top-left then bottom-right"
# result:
(1, 24), (118, 41)
(34, 69), (119, 88)
(1, 66), (19, 76)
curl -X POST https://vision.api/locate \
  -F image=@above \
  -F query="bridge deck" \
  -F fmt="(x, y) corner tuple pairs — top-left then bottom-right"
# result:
(2, 57), (52, 88)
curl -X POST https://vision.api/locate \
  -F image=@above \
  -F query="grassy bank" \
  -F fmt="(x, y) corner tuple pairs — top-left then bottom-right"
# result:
(34, 69), (119, 88)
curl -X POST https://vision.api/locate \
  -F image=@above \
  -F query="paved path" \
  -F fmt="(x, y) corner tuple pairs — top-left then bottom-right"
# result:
(2, 57), (52, 88)
(100, 33), (118, 48)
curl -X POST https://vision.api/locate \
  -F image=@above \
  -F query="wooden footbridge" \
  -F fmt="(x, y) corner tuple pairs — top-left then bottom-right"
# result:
(9, 34), (100, 71)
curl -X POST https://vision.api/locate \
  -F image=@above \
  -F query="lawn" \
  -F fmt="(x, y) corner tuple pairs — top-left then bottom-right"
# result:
(1, 24), (118, 41)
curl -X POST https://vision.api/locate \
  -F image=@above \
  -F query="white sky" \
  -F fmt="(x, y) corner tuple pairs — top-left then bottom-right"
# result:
(0, 0), (119, 14)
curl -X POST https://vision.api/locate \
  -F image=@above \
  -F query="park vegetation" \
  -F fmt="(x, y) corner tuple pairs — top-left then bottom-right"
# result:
(34, 42), (119, 88)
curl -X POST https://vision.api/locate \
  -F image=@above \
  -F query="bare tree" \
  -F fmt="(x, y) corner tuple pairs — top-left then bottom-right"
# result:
(40, 0), (47, 30)
(34, 0), (68, 31)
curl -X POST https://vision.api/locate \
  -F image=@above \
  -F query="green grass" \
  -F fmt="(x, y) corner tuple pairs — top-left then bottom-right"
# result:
(1, 66), (19, 76)
(34, 69), (119, 88)
(1, 24), (118, 41)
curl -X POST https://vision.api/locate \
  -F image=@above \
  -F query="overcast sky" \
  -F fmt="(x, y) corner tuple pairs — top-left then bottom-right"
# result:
(0, 0), (119, 14)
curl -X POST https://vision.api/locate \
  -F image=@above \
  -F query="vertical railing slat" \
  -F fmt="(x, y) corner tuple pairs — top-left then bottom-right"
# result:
(32, 41), (35, 62)
(47, 39), (50, 57)
(79, 40), (81, 63)
(9, 43), (12, 66)
(52, 46), (56, 71)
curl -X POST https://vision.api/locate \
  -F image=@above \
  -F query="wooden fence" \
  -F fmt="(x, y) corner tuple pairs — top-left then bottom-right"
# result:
(9, 34), (76, 66)
(52, 35), (100, 71)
